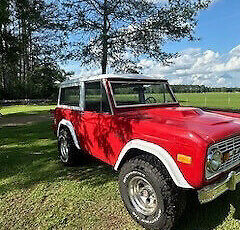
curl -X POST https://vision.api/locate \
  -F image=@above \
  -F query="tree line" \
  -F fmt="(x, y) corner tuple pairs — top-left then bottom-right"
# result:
(0, 0), (67, 100)
(171, 85), (240, 93)
(0, 0), (211, 100)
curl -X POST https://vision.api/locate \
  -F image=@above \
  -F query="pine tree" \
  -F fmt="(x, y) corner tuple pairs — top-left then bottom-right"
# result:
(0, 0), (66, 99)
(58, 0), (211, 74)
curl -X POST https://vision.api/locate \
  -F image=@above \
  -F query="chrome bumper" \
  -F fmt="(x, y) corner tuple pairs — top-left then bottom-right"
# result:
(198, 171), (240, 204)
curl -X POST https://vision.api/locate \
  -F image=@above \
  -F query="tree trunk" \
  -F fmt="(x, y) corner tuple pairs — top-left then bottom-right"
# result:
(101, 0), (108, 74)
(101, 38), (107, 74)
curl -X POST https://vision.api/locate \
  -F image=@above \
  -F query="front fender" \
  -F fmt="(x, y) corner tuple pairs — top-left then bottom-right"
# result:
(114, 139), (193, 189)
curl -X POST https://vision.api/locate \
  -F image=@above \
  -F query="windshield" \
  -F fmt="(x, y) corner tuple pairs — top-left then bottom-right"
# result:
(110, 81), (177, 107)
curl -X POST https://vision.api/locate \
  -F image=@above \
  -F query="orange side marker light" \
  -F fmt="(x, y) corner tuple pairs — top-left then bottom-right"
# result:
(177, 154), (192, 164)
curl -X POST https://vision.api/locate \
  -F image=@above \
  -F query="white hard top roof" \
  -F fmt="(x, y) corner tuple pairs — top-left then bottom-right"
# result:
(61, 74), (166, 87)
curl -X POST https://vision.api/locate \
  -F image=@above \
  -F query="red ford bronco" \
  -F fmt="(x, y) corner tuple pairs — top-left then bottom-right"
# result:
(52, 74), (240, 230)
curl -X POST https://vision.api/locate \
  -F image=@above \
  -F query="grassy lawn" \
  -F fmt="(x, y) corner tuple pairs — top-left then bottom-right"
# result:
(0, 115), (240, 229)
(0, 105), (56, 116)
(0, 121), (142, 230)
(0, 96), (240, 229)
(176, 92), (240, 110)
(101, 92), (240, 110)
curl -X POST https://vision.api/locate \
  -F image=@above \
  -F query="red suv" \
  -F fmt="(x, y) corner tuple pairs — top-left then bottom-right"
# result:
(52, 74), (240, 230)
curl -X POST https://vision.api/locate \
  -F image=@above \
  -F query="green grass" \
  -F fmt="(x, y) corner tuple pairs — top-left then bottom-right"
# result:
(0, 105), (56, 117)
(89, 92), (240, 110)
(1, 120), (240, 229)
(0, 121), (141, 229)
(176, 92), (240, 110)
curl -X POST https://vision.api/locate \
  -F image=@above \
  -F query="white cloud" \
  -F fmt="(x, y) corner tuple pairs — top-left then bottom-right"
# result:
(63, 44), (240, 88)
(230, 45), (240, 57)
(140, 44), (240, 87)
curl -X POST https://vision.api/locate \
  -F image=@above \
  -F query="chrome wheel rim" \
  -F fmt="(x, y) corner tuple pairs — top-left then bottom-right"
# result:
(128, 175), (158, 216)
(60, 135), (69, 162)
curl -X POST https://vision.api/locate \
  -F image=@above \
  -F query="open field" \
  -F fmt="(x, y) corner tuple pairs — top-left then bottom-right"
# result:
(176, 92), (240, 110)
(109, 92), (240, 110)
(0, 105), (55, 117)
(1, 106), (240, 229)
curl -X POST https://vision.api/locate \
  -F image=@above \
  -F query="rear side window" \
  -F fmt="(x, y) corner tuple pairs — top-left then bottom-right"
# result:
(85, 82), (111, 112)
(60, 86), (80, 106)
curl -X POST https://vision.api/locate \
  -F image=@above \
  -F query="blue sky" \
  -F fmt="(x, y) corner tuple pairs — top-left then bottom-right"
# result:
(61, 0), (240, 87)
(166, 0), (240, 54)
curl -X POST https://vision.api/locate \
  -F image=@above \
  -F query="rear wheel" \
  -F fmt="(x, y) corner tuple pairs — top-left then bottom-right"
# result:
(118, 155), (186, 230)
(58, 127), (79, 166)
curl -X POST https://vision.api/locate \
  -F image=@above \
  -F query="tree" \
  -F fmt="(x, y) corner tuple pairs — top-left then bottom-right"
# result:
(58, 0), (211, 74)
(0, 0), (67, 100)
(26, 63), (66, 99)
(0, 0), (20, 96)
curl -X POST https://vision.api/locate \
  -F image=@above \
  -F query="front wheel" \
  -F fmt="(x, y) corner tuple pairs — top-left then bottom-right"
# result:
(118, 155), (186, 230)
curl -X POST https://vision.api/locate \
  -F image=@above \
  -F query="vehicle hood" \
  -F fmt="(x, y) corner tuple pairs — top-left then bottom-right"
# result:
(118, 106), (240, 144)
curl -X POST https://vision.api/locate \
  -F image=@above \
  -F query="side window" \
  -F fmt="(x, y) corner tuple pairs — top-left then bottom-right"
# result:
(85, 82), (111, 113)
(60, 86), (80, 107)
(85, 82), (101, 112)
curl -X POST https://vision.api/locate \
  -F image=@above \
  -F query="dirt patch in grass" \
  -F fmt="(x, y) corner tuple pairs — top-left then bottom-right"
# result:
(0, 113), (50, 127)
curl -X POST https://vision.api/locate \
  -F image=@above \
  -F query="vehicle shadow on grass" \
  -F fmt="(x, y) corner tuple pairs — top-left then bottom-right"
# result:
(174, 185), (240, 230)
(0, 121), (117, 196)
(65, 156), (118, 187)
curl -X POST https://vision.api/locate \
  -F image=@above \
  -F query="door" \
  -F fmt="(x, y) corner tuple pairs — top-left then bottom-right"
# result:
(79, 81), (126, 165)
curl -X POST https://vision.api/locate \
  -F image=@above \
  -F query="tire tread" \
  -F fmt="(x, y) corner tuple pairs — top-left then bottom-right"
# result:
(119, 154), (186, 230)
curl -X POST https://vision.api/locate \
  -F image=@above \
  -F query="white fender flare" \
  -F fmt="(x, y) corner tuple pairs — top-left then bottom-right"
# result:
(114, 139), (193, 189)
(57, 119), (80, 150)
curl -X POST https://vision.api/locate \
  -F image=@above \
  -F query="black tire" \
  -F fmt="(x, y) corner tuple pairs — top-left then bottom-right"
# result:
(118, 155), (186, 230)
(58, 127), (79, 166)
